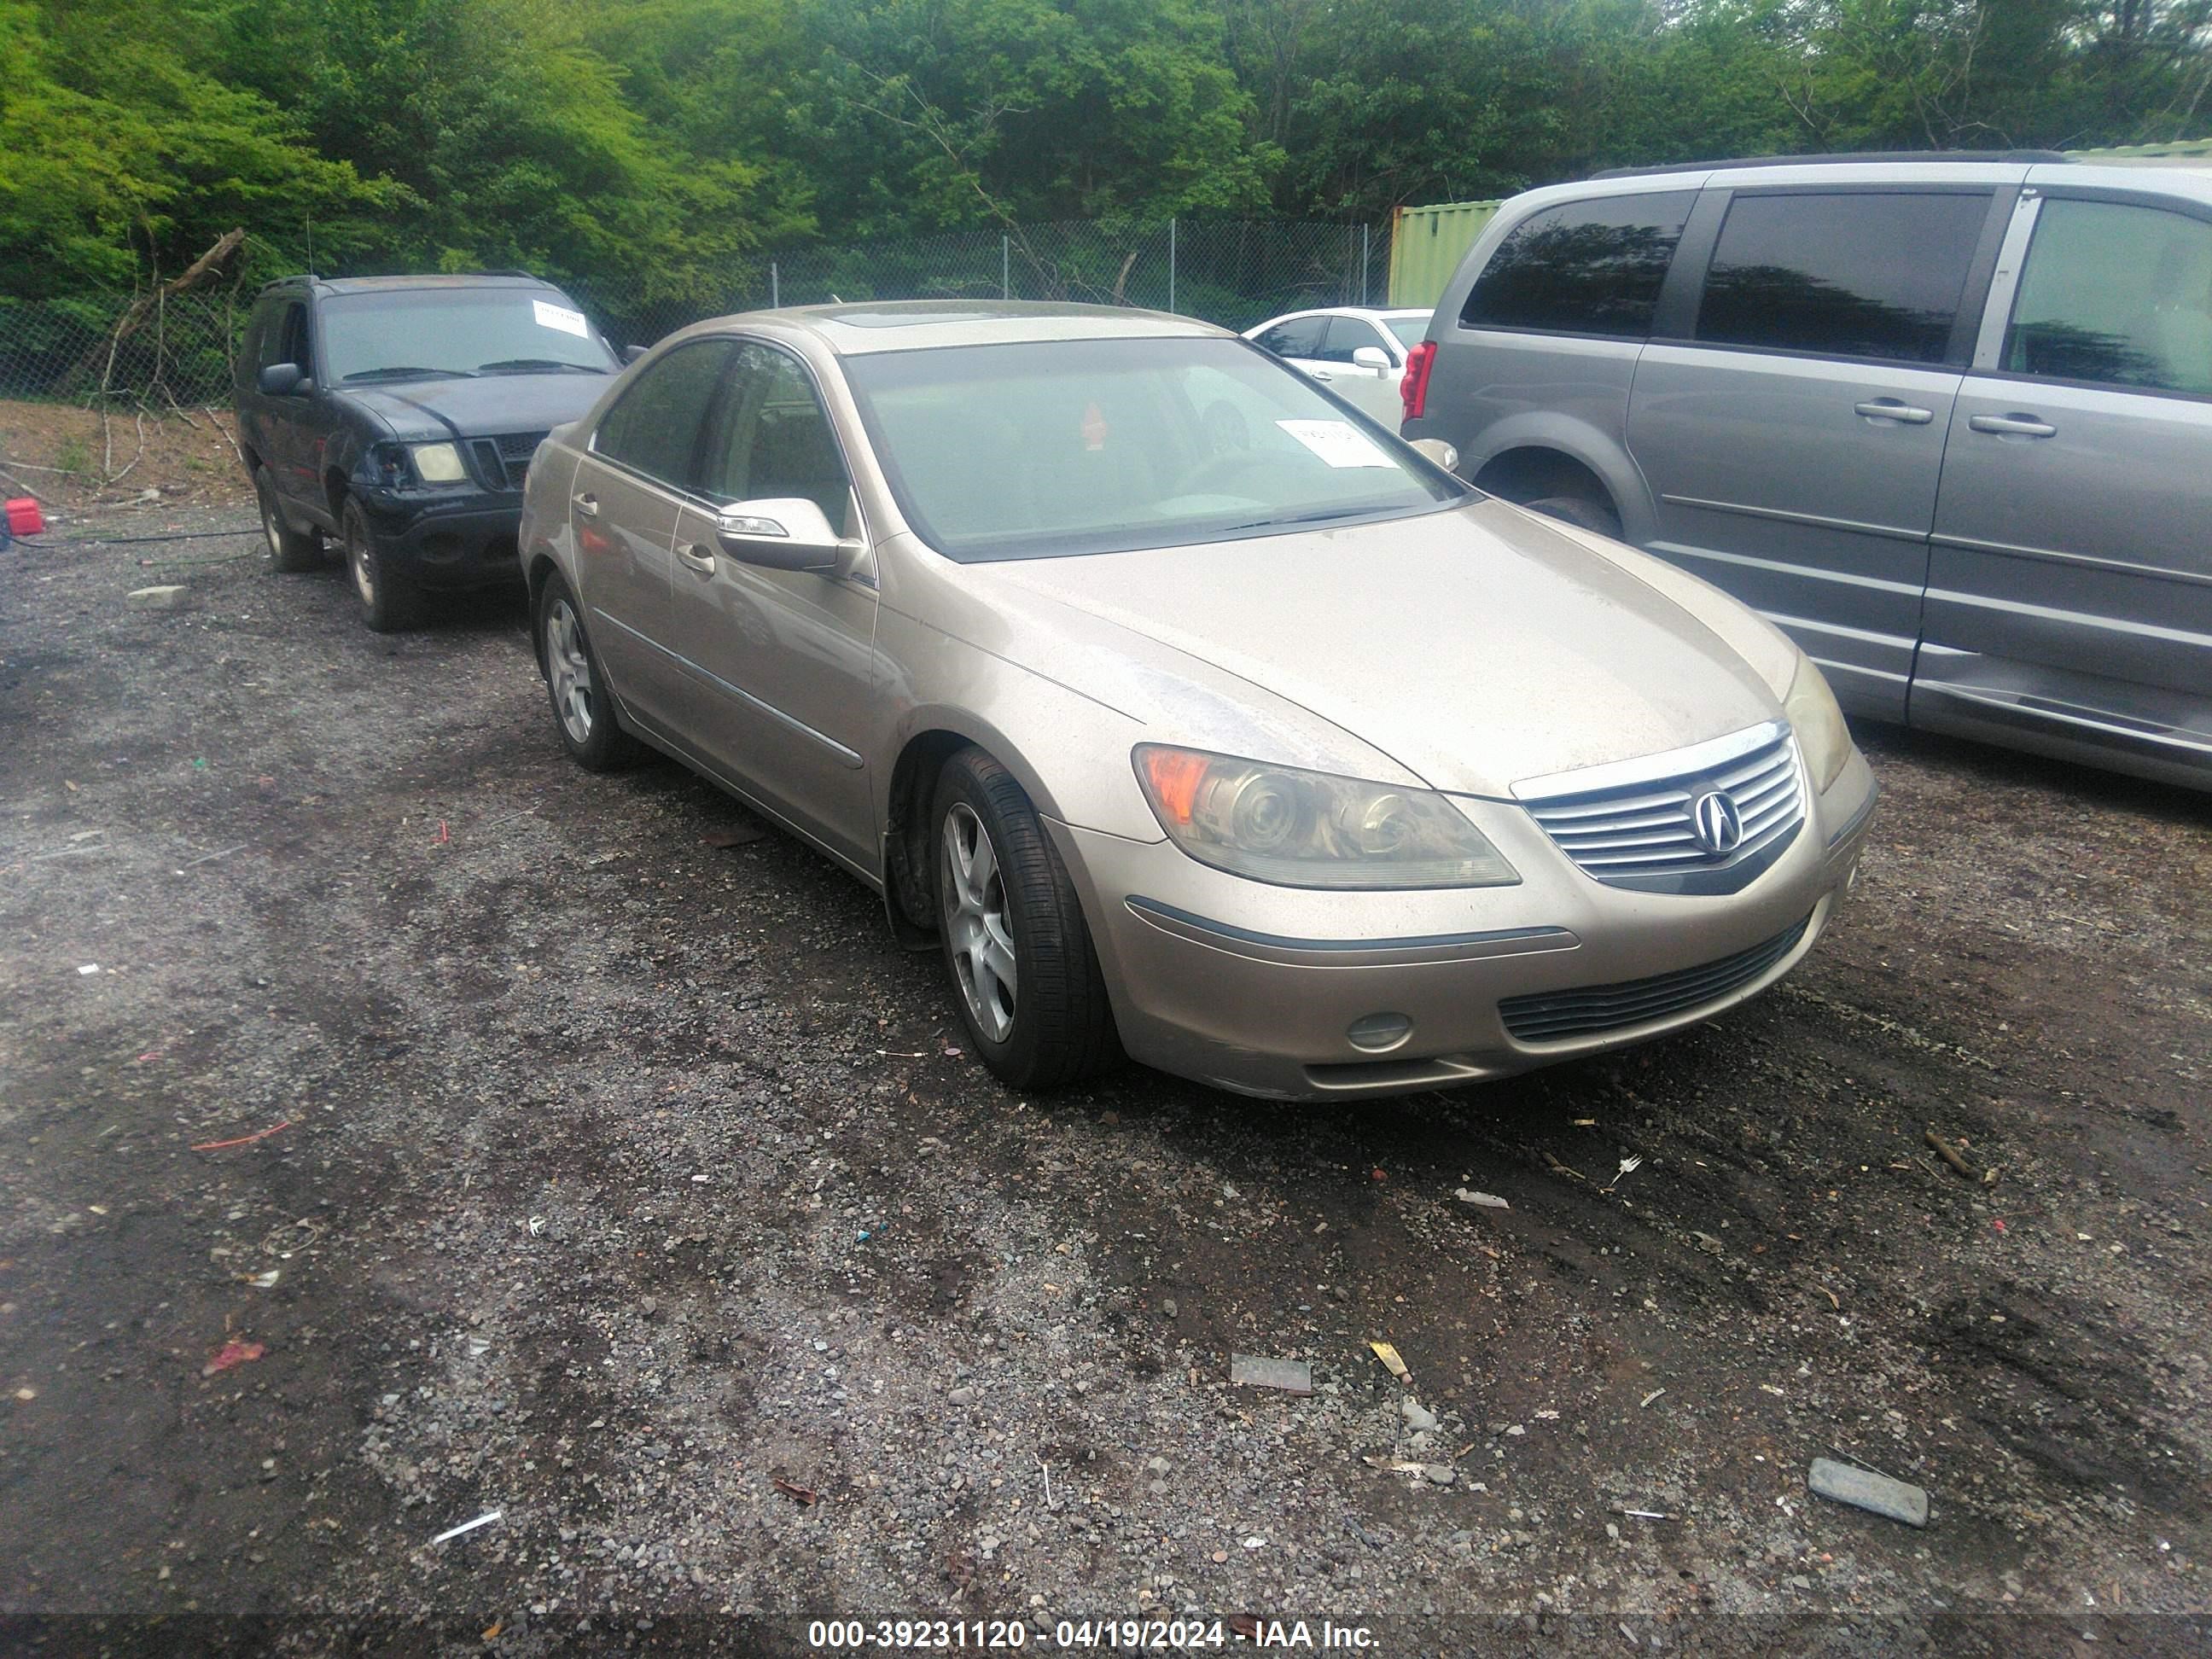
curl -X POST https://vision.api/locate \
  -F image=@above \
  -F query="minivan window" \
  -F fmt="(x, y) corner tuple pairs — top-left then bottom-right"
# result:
(593, 340), (737, 492)
(2005, 197), (2212, 397)
(1459, 191), (1695, 338)
(1696, 190), (1989, 365)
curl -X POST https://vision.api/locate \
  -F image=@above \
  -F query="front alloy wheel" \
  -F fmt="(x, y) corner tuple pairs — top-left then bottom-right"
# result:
(533, 572), (640, 771)
(930, 746), (1119, 1091)
(942, 801), (1017, 1043)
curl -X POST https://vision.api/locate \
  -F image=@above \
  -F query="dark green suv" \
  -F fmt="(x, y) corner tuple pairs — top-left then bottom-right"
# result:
(236, 273), (622, 631)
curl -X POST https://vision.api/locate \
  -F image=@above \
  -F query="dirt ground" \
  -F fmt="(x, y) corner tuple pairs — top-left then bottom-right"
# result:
(2, 502), (2209, 1657)
(0, 399), (252, 517)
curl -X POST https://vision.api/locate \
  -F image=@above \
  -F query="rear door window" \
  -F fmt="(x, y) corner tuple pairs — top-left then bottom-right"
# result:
(592, 340), (736, 492)
(2004, 197), (2212, 397)
(1460, 191), (1695, 338)
(1253, 315), (1326, 358)
(1695, 190), (1989, 365)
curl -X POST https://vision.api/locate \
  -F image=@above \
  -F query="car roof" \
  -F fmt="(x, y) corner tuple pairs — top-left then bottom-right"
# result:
(261, 273), (568, 297)
(668, 299), (1231, 357)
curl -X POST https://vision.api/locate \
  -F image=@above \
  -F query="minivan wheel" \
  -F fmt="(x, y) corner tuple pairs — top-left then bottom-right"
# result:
(256, 467), (321, 573)
(534, 572), (642, 771)
(341, 497), (422, 632)
(1525, 493), (1623, 540)
(933, 747), (1119, 1091)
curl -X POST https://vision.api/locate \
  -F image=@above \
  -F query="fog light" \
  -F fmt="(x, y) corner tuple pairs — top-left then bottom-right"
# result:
(1346, 1013), (1412, 1053)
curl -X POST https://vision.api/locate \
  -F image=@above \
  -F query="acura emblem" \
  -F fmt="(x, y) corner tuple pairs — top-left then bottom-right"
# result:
(1691, 789), (1744, 854)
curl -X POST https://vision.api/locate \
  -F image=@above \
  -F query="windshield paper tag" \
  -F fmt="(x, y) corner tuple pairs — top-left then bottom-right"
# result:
(1277, 419), (1394, 469)
(533, 300), (590, 339)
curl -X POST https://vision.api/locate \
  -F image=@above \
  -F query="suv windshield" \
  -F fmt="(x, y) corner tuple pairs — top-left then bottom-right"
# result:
(843, 336), (1464, 562)
(321, 289), (617, 383)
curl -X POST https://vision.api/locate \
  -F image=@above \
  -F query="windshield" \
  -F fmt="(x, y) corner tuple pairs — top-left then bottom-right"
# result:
(1384, 315), (1429, 348)
(321, 289), (618, 383)
(841, 336), (1465, 562)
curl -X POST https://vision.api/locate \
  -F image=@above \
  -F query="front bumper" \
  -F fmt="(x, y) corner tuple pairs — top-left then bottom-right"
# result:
(356, 487), (525, 591)
(1051, 747), (1877, 1100)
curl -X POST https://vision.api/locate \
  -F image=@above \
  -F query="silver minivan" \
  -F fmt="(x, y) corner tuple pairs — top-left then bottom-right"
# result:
(1404, 154), (2212, 791)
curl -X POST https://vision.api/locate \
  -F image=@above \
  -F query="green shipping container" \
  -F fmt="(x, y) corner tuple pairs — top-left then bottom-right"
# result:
(1388, 199), (1502, 310)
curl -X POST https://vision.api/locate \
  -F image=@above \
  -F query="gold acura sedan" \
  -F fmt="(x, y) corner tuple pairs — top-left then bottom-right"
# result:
(519, 302), (1876, 1100)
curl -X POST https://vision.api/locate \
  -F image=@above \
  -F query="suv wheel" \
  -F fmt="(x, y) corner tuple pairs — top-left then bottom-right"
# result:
(1525, 493), (1622, 540)
(341, 497), (422, 632)
(535, 573), (641, 771)
(933, 747), (1120, 1091)
(256, 467), (321, 573)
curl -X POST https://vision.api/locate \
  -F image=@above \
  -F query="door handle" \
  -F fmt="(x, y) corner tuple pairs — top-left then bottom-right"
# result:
(572, 492), (599, 516)
(1310, 369), (1334, 381)
(676, 542), (717, 574)
(1968, 413), (2057, 438)
(1854, 399), (1934, 425)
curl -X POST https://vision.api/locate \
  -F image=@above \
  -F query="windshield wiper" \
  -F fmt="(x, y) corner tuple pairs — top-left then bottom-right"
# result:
(1220, 505), (1377, 533)
(341, 366), (477, 382)
(475, 358), (608, 375)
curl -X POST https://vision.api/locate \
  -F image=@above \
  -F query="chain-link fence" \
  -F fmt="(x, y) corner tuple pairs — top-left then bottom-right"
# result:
(0, 218), (1388, 410)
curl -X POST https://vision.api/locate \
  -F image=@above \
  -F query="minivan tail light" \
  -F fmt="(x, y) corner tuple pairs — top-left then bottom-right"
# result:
(1400, 340), (1437, 422)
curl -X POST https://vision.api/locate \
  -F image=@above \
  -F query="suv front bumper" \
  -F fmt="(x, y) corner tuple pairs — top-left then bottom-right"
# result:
(355, 486), (525, 591)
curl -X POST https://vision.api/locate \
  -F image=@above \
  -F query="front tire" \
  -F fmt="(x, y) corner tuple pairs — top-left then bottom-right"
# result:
(534, 572), (642, 771)
(341, 496), (422, 633)
(933, 747), (1119, 1091)
(256, 467), (320, 573)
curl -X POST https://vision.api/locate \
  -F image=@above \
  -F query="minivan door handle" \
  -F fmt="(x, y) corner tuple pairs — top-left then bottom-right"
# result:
(572, 492), (600, 516)
(1854, 399), (1934, 425)
(1968, 412), (2057, 439)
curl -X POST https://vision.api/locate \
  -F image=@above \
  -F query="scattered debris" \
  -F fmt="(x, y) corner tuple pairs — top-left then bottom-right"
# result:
(428, 1510), (504, 1545)
(13, 1388), (34, 1403)
(247, 1270), (281, 1289)
(701, 823), (766, 848)
(1925, 1126), (1983, 1180)
(1613, 1507), (1679, 1522)
(1808, 1456), (1928, 1527)
(1453, 1188), (1510, 1208)
(432, 820), (449, 846)
(77, 964), (100, 976)
(1229, 1354), (1313, 1394)
(1368, 1341), (1409, 1381)
(1543, 1151), (1586, 1182)
(1639, 1388), (1666, 1409)
(189, 1119), (291, 1152)
(1615, 1155), (1644, 1180)
(176, 843), (246, 871)
(201, 1339), (265, 1377)
(772, 1476), (818, 1506)
(125, 585), (189, 610)
(1361, 1455), (1428, 1476)
(1691, 1230), (1724, 1254)
(1400, 1398), (1439, 1432)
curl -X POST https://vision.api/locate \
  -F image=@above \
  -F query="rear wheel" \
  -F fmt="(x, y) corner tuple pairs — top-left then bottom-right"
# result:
(1524, 492), (1623, 540)
(535, 572), (642, 771)
(933, 748), (1119, 1091)
(256, 467), (320, 573)
(341, 497), (422, 632)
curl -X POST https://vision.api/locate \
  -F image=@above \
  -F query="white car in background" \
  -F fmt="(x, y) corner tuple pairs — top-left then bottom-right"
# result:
(1243, 306), (1433, 426)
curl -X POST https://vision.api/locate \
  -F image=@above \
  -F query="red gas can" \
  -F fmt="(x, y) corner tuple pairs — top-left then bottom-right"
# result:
(4, 498), (44, 538)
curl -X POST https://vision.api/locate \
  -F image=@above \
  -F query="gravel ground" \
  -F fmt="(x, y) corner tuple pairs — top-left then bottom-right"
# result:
(3, 505), (2209, 1656)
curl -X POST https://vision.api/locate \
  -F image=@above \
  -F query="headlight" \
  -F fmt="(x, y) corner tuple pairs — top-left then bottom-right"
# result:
(410, 442), (468, 483)
(1784, 655), (1852, 793)
(1133, 745), (1519, 889)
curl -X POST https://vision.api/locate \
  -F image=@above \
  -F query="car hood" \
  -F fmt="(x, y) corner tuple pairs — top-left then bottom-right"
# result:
(975, 498), (1782, 799)
(341, 373), (614, 442)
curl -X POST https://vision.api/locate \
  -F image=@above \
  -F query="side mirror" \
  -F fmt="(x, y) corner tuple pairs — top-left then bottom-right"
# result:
(714, 498), (855, 573)
(1410, 437), (1459, 473)
(257, 362), (307, 397)
(1351, 346), (1392, 371)
(621, 343), (649, 365)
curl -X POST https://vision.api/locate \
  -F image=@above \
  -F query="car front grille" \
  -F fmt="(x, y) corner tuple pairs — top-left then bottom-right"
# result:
(470, 431), (549, 491)
(1516, 722), (1805, 894)
(1498, 913), (1811, 1043)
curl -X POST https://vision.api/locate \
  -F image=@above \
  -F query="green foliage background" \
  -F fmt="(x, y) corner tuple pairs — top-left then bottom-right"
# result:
(1, 0), (2207, 304)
